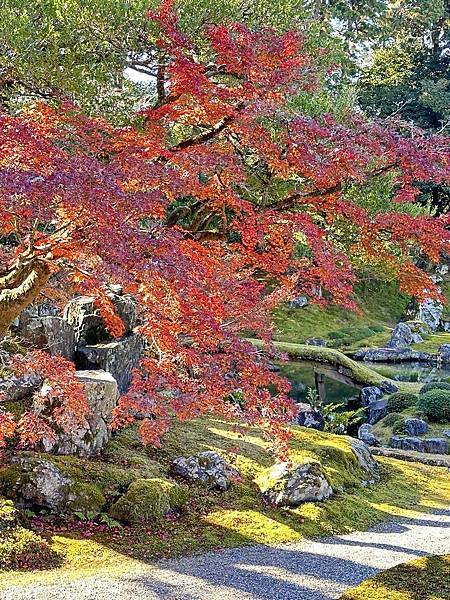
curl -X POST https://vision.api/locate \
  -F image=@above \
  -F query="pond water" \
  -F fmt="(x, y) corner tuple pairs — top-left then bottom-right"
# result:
(280, 360), (450, 407)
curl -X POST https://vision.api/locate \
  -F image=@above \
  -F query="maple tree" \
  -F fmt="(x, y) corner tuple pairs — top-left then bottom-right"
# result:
(0, 0), (449, 455)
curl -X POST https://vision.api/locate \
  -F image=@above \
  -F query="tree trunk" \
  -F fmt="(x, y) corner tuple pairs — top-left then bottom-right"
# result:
(0, 260), (51, 340)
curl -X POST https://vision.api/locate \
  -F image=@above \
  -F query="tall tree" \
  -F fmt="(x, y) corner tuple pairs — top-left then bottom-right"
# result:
(1, 2), (449, 452)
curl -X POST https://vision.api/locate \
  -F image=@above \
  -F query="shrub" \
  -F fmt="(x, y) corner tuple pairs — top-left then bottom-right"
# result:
(419, 382), (450, 395)
(381, 412), (403, 427)
(109, 478), (189, 524)
(417, 390), (450, 422)
(387, 392), (418, 413)
(0, 526), (61, 571)
(0, 499), (61, 570)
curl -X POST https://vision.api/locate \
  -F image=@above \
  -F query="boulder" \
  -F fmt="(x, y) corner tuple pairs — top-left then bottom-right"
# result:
(258, 461), (333, 506)
(388, 322), (423, 348)
(355, 347), (434, 363)
(288, 296), (308, 309)
(389, 436), (425, 452)
(16, 316), (76, 360)
(438, 344), (450, 364)
(171, 451), (239, 491)
(417, 299), (443, 332)
(357, 423), (380, 447)
(0, 373), (41, 402)
(64, 291), (137, 345)
(404, 418), (428, 436)
(360, 387), (388, 424)
(6, 458), (105, 513)
(379, 381), (399, 394)
(76, 334), (145, 393)
(41, 370), (119, 457)
(350, 439), (379, 474)
(294, 402), (325, 431)
(423, 438), (448, 455)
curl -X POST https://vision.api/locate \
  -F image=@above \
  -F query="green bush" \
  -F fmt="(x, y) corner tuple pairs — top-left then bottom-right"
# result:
(109, 478), (189, 524)
(381, 412), (403, 427)
(417, 390), (450, 422)
(419, 382), (450, 395)
(387, 392), (418, 413)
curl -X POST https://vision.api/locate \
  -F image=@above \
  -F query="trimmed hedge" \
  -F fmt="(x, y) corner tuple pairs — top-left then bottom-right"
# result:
(387, 392), (418, 413)
(417, 390), (450, 422)
(420, 382), (450, 395)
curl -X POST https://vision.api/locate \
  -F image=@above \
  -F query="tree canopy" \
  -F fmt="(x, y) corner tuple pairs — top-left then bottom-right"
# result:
(0, 1), (449, 454)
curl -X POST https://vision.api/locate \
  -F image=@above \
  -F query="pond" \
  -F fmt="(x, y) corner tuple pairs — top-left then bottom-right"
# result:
(280, 360), (450, 407)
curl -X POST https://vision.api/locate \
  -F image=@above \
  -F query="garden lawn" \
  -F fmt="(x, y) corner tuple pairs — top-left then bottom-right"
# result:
(0, 417), (449, 589)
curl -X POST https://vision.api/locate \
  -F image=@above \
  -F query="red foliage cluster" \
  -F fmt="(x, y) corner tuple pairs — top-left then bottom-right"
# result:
(0, 1), (449, 455)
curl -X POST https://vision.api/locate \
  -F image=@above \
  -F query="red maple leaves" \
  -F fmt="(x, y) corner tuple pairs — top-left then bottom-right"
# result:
(0, 1), (449, 456)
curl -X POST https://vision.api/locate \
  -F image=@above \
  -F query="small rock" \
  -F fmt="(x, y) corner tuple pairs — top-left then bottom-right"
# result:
(288, 296), (308, 309)
(0, 373), (41, 402)
(350, 438), (379, 474)
(171, 451), (239, 491)
(360, 387), (387, 424)
(305, 338), (327, 346)
(438, 344), (450, 364)
(404, 418), (428, 436)
(295, 402), (325, 431)
(423, 438), (448, 454)
(443, 430), (450, 439)
(379, 381), (399, 394)
(357, 423), (380, 447)
(259, 461), (333, 506)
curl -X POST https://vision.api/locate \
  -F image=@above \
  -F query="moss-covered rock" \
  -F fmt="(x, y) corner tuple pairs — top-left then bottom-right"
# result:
(65, 482), (106, 515)
(109, 478), (189, 524)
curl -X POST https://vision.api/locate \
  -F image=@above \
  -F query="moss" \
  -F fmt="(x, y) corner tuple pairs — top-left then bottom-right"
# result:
(109, 478), (189, 524)
(412, 331), (450, 354)
(339, 554), (450, 600)
(66, 482), (106, 515)
(417, 390), (450, 422)
(0, 466), (22, 500)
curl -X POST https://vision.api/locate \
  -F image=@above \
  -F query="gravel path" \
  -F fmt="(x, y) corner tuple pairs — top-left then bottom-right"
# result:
(3, 507), (450, 600)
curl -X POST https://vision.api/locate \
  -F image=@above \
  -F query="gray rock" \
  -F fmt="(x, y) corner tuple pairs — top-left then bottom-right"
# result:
(389, 436), (425, 452)
(379, 381), (399, 394)
(357, 423), (380, 447)
(171, 451), (239, 491)
(76, 334), (145, 393)
(417, 299), (443, 332)
(443, 430), (450, 439)
(442, 321), (450, 333)
(288, 296), (308, 309)
(64, 292), (137, 345)
(259, 461), (333, 506)
(404, 418), (428, 436)
(350, 438), (379, 474)
(423, 438), (448, 454)
(0, 373), (41, 402)
(305, 338), (327, 347)
(355, 347), (434, 363)
(438, 344), (450, 364)
(42, 370), (120, 457)
(295, 402), (325, 431)
(388, 322), (422, 349)
(360, 387), (387, 424)
(17, 316), (76, 360)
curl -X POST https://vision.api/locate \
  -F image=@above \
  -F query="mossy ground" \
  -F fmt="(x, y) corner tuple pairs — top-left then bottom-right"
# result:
(1, 417), (449, 589)
(339, 554), (450, 600)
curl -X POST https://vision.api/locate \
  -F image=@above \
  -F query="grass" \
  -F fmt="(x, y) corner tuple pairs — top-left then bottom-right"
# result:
(1, 416), (449, 589)
(273, 280), (408, 350)
(412, 332), (450, 354)
(339, 554), (450, 600)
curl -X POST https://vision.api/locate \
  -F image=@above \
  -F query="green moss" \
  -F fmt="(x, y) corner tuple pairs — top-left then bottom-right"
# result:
(109, 478), (189, 524)
(412, 331), (450, 354)
(339, 554), (450, 600)
(65, 482), (106, 515)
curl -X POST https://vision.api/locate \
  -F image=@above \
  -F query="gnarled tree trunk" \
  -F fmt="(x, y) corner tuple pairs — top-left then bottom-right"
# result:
(0, 259), (51, 340)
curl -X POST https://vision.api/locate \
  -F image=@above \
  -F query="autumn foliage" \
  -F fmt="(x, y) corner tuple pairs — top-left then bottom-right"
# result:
(0, 1), (449, 455)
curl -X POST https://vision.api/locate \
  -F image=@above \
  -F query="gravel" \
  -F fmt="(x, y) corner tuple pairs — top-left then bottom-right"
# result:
(2, 508), (449, 599)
